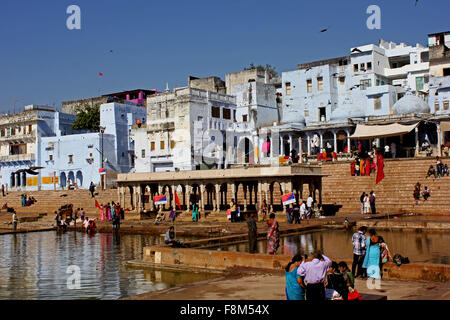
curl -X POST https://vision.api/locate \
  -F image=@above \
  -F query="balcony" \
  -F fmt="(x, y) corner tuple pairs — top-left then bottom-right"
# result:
(0, 130), (36, 141)
(0, 153), (36, 162)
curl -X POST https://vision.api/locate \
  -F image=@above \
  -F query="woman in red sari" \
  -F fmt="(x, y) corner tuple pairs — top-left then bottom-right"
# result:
(267, 213), (280, 255)
(365, 159), (371, 176)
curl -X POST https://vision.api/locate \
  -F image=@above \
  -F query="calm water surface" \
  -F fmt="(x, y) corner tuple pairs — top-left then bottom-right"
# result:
(0, 231), (217, 300)
(216, 229), (450, 264)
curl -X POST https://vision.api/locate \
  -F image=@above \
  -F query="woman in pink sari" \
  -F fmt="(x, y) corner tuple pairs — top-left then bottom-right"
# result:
(267, 213), (280, 255)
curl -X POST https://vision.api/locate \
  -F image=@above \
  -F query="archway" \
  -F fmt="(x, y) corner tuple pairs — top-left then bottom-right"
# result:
(76, 171), (83, 188)
(60, 172), (66, 189)
(68, 171), (75, 185)
(336, 130), (348, 153)
(237, 137), (254, 164)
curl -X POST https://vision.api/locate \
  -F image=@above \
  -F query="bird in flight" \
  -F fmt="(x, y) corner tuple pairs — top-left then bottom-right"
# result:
(320, 27), (329, 33)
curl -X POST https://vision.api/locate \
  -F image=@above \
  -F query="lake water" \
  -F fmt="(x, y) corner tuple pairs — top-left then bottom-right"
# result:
(0, 231), (217, 300)
(214, 229), (450, 265)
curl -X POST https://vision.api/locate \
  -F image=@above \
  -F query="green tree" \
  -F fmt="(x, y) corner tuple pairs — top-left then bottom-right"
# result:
(244, 63), (278, 78)
(72, 104), (100, 132)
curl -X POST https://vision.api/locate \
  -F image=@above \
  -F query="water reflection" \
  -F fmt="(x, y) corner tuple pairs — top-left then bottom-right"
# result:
(215, 229), (450, 264)
(0, 232), (217, 300)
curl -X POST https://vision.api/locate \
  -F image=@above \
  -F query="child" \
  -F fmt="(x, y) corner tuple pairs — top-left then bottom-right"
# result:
(338, 261), (354, 289)
(422, 186), (431, 201)
(426, 165), (436, 179)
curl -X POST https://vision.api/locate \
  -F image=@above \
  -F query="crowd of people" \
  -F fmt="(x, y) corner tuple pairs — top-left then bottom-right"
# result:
(284, 225), (392, 301)
(98, 201), (124, 232)
(426, 156), (449, 180)
(20, 194), (37, 207)
(359, 191), (376, 215)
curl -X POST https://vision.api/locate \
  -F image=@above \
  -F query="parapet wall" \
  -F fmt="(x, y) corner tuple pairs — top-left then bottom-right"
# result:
(143, 245), (449, 282)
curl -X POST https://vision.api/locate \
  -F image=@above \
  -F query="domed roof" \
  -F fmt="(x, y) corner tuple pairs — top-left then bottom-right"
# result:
(392, 93), (429, 115)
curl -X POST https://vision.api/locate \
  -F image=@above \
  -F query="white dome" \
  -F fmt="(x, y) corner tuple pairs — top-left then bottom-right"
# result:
(392, 93), (429, 115)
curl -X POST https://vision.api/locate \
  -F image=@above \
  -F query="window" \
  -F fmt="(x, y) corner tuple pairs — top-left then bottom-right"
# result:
(151, 141), (155, 151)
(360, 63), (365, 70)
(11, 128), (15, 135)
(435, 102), (440, 111)
(285, 82), (291, 95)
(353, 64), (359, 72)
(170, 140), (175, 149)
(165, 108), (169, 118)
(444, 100), (449, 110)
(374, 96), (381, 110)
(444, 68), (450, 76)
(141, 149), (145, 158)
(68, 155), (73, 163)
(28, 125), (32, 133)
(367, 62), (372, 70)
(223, 108), (231, 120)
(211, 106), (220, 118)
(304, 109), (309, 117)
(242, 115), (248, 122)
(160, 141), (165, 150)
(339, 77), (345, 85)
(317, 77), (323, 91)
(319, 107), (326, 121)
(0, 129), (4, 137)
(90, 153), (93, 157)
(416, 76), (424, 91)
(49, 154), (53, 161)
(306, 79), (312, 93)
(360, 79), (372, 90)
(10, 143), (26, 155)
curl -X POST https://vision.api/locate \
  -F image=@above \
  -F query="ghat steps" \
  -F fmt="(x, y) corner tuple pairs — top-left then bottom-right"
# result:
(321, 158), (450, 215)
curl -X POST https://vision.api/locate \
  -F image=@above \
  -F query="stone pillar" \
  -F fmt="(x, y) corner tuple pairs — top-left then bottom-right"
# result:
(185, 185), (191, 213)
(298, 137), (303, 163)
(280, 135), (285, 157)
(243, 184), (248, 212)
(200, 184), (205, 212)
(333, 131), (337, 153)
(171, 185), (177, 210)
(258, 181), (263, 215)
(149, 187), (155, 211)
(307, 135), (311, 156)
(437, 123), (442, 157)
(215, 184), (221, 212)
(158, 185), (163, 212)
(346, 130), (351, 153)
(289, 135), (293, 155)
(320, 132), (323, 151)
(136, 185), (142, 213)
(415, 127), (419, 157)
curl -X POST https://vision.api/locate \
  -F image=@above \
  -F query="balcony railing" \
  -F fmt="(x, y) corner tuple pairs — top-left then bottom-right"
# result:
(0, 153), (36, 162)
(0, 130), (36, 141)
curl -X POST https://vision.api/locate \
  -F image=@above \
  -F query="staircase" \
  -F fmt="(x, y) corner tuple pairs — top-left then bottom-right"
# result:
(321, 158), (450, 215)
(0, 188), (119, 217)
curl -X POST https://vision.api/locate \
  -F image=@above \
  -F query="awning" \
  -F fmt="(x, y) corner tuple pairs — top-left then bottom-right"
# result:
(441, 121), (450, 132)
(350, 122), (419, 139)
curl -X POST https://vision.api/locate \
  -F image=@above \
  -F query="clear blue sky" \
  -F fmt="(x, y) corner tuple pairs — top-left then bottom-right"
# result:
(0, 0), (449, 113)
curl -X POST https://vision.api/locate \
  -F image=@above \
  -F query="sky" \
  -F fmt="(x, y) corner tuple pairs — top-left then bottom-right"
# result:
(0, 0), (449, 113)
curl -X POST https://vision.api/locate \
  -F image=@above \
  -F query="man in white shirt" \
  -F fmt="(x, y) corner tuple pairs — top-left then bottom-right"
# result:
(300, 201), (307, 220)
(306, 195), (313, 218)
(384, 145), (390, 158)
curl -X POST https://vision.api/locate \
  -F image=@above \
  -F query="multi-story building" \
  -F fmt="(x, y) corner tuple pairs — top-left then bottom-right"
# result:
(0, 105), (76, 191)
(62, 89), (157, 115)
(133, 87), (237, 173)
(39, 102), (146, 189)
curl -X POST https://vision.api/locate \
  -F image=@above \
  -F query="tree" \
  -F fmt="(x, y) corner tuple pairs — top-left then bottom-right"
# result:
(244, 63), (278, 78)
(72, 104), (100, 132)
